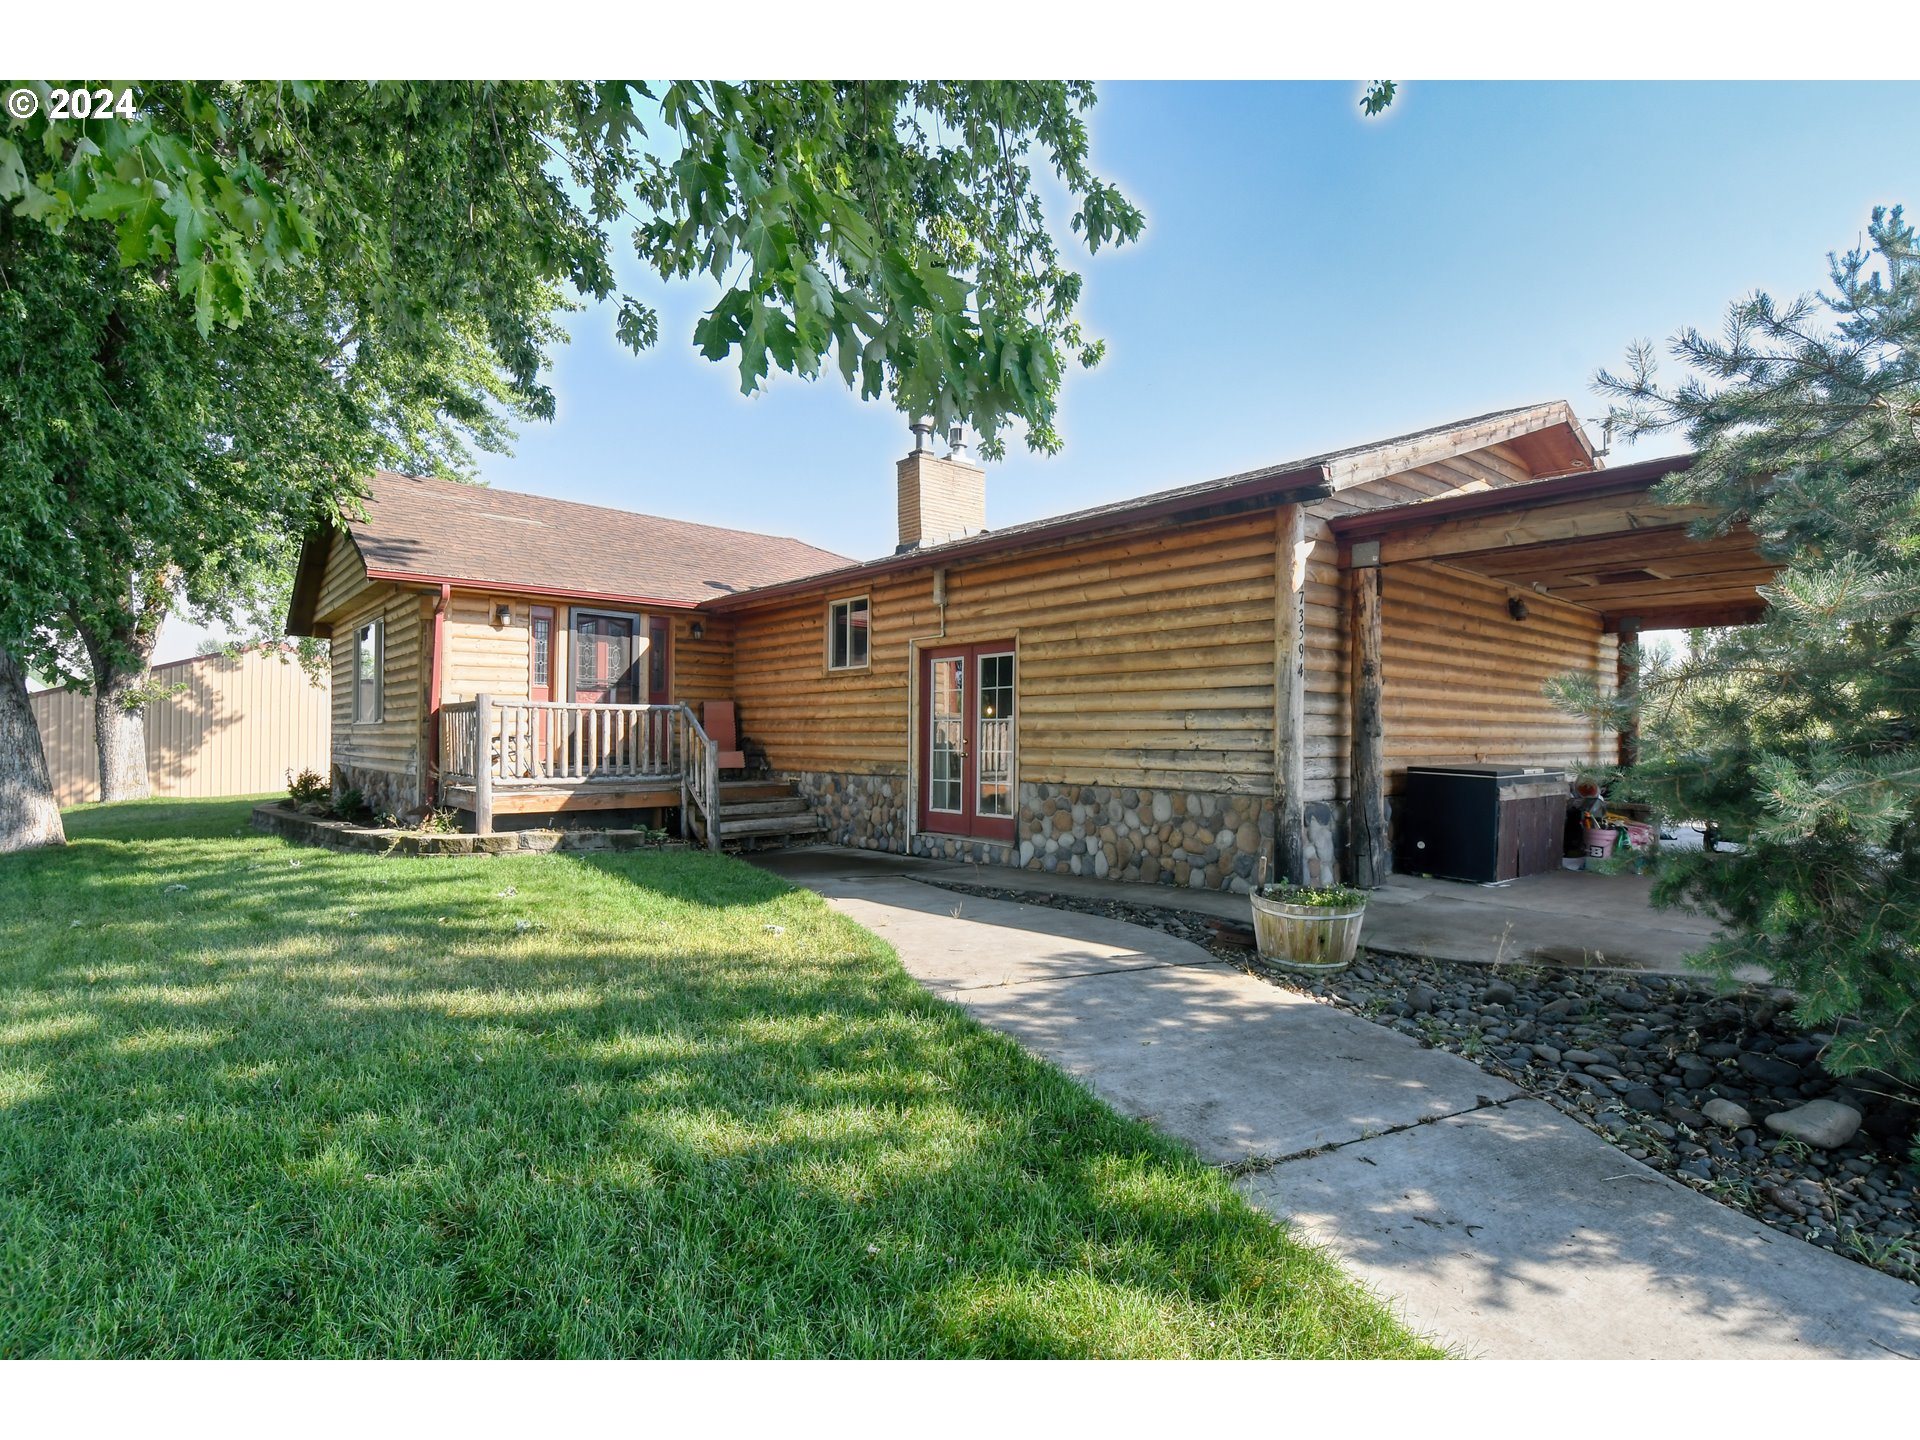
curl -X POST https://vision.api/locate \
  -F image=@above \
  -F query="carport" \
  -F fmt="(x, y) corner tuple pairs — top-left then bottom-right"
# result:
(1330, 453), (1782, 886)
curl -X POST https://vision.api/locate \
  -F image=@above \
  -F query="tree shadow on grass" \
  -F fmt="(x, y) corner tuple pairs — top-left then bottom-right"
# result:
(0, 803), (1430, 1359)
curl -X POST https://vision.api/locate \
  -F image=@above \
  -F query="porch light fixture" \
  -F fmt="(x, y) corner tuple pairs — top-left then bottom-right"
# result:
(1507, 596), (1531, 622)
(493, 603), (513, 628)
(690, 621), (705, 640)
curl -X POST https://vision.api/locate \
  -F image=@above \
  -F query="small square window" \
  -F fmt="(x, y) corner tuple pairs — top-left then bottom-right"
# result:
(828, 596), (870, 671)
(353, 619), (384, 722)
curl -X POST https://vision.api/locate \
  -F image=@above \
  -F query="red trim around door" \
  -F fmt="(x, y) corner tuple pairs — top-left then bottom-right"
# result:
(528, 605), (555, 703)
(918, 640), (1016, 843)
(646, 616), (671, 703)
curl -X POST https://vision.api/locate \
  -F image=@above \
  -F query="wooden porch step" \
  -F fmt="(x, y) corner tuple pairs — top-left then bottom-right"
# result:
(716, 813), (826, 840)
(717, 798), (812, 819)
(718, 780), (797, 803)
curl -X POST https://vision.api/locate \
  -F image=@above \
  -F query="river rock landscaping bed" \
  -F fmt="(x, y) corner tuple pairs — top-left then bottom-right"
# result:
(924, 879), (1920, 1287)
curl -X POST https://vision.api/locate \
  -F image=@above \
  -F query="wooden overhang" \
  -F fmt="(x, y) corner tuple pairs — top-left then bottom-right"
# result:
(1328, 453), (1779, 632)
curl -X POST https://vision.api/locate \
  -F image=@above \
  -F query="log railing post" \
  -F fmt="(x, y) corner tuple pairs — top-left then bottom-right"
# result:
(1273, 502), (1309, 885)
(473, 692), (494, 836)
(1347, 558), (1389, 888)
(1616, 616), (1642, 769)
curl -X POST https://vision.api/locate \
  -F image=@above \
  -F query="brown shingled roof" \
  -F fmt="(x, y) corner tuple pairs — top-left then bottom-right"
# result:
(339, 471), (850, 609)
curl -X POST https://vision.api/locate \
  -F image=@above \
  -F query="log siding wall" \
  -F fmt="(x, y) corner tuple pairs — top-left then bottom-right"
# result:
(727, 440), (1616, 888)
(297, 434), (1618, 880)
(731, 509), (1284, 794)
(328, 582), (430, 813)
(1378, 561), (1615, 793)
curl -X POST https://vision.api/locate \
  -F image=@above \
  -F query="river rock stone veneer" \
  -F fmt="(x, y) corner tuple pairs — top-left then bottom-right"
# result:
(1013, 782), (1272, 891)
(791, 771), (906, 852)
(787, 770), (1346, 893)
(332, 762), (422, 821)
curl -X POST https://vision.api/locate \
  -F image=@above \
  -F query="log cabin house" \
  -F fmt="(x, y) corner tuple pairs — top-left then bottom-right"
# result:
(286, 400), (1778, 886)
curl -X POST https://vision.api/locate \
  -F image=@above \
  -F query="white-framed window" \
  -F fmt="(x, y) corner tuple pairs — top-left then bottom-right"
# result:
(828, 595), (870, 671)
(353, 618), (384, 722)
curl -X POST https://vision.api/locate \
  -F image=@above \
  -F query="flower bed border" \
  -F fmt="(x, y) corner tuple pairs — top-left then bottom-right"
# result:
(252, 803), (690, 857)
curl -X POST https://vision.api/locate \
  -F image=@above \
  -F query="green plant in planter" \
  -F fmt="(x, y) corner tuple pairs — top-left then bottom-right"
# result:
(1254, 883), (1367, 910)
(1249, 883), (1368, 971)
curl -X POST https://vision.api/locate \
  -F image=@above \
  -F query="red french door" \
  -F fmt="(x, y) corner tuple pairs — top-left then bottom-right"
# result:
(920, 641), (1016, 842)
(572, 613), (639, 704)
(645, 616), (671, 703)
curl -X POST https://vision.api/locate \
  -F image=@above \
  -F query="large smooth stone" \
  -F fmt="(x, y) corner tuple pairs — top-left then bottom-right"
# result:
(1763, 1099), (1863, 1150)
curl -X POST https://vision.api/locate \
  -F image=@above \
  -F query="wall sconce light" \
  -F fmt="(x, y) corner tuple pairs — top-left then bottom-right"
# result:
(690, 621), (705, 641)
(493, 603), (513, 628)
(1507, 596), (1531, 622)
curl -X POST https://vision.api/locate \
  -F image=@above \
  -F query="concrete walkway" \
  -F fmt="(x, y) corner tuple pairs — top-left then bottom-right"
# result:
(756, 852), (1920, 1360)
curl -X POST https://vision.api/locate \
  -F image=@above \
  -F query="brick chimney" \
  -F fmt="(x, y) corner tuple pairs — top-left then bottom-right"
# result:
(896, 418), (985, 552)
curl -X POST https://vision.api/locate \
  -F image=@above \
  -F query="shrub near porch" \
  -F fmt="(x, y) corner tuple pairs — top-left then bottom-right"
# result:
(0, 799), (1434, 1359)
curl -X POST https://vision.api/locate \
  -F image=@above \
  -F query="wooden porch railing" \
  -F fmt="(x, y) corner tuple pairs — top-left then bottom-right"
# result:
(680, 705), (722, 853)
(439, 696), (720, 849)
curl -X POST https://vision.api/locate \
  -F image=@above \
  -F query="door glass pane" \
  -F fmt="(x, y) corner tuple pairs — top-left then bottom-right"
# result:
(648, 618), (669, 698)
(531, 617), (551, 687)
(977, 652), (1014, 817)
(607, 624), (631, 695)
(929, 657), (964, 813)
(576, 618), (599, 687)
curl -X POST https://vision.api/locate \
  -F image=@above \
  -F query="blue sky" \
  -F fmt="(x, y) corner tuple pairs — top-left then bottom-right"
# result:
(161, 79), (1920, 657)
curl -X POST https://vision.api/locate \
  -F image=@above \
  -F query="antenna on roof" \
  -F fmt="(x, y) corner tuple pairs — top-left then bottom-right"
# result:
(1587, 413), (1615, 460)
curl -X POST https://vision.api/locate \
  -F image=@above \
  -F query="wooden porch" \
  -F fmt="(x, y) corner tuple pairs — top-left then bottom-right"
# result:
(438, 696), (724, 844)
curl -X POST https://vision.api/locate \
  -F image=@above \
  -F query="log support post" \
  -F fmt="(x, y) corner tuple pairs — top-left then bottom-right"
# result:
(1347, 551), (1389, 888)
(473, 692), (494, 836)
(1616, 616), (1642, 769)
(1273, 503), (1309, 885)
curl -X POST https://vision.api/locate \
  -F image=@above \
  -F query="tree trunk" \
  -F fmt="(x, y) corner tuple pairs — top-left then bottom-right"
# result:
(94, 672), (153, 802)
(77, 580), (167, 803)
(0, 645), (66, 851)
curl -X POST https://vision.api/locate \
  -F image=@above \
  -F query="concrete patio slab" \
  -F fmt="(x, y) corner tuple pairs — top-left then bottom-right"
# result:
(1363, 870), (1727, 975)
(1237, 1099), (1920, 1360)
(757, 844), (1723, 974)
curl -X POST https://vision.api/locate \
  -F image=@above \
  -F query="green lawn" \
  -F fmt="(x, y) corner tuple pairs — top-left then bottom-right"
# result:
(0, 798), (1435, 1358)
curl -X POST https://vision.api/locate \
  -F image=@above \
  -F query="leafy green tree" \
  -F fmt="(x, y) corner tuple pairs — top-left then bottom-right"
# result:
(1575, 205), (1920, 1089)
(0, 80), (1142, 848)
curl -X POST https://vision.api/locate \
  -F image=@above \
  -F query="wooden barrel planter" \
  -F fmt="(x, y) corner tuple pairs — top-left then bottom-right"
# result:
(1249, 886), (1368, 972)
